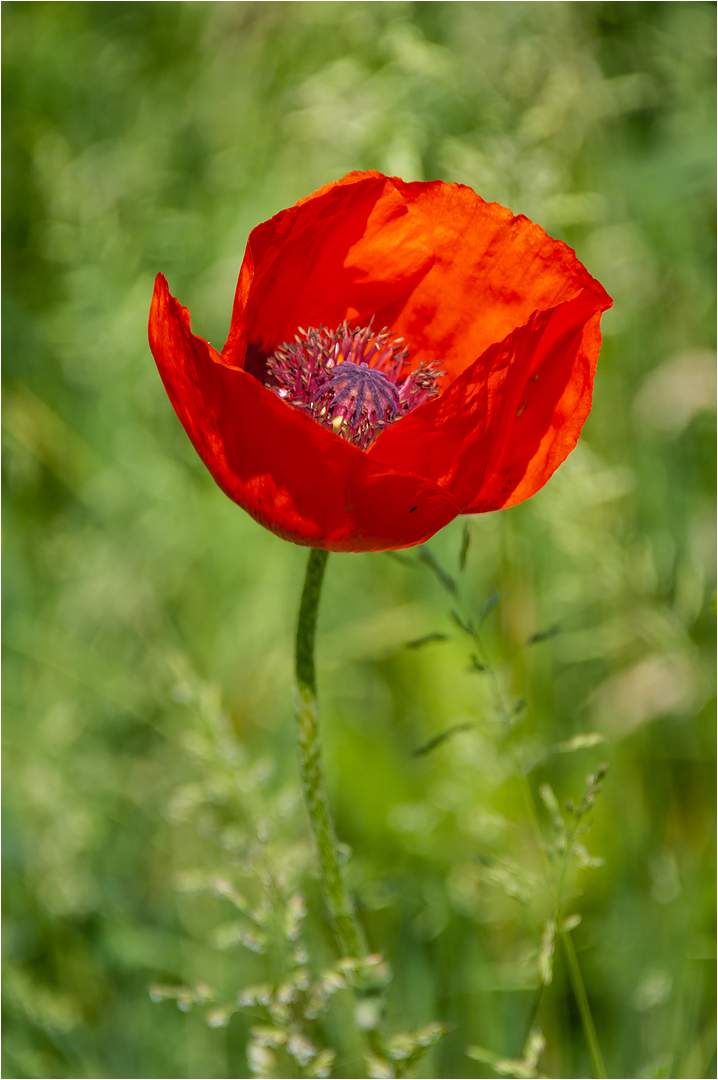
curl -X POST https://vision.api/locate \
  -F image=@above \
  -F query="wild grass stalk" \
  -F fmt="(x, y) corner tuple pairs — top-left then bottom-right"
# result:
(416, 533), (609, 1078)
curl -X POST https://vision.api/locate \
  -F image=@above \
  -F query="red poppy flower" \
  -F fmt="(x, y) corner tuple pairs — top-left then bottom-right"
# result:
(148, 170), (612, 552)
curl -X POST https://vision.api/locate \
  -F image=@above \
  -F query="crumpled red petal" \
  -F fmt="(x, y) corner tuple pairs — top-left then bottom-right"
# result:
(221, 172), (610, 392)
(368, 292), (607, 512)
(149, 275), (460, 552)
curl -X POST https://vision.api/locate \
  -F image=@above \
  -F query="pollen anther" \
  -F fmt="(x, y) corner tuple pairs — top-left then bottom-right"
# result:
(266, 321), (442, 450)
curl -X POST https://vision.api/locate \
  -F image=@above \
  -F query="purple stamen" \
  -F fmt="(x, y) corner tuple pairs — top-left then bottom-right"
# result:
(265, 321), (443, 450)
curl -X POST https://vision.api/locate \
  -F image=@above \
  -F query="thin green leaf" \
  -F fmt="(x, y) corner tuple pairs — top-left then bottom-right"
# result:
(412, 722), (473, 757)
(418, 546), (456, 594)
(480, 590), (500, 622)
(527, 624), (560, 644)
(450, 609), (474, 635)
(406, 633), (449, 650)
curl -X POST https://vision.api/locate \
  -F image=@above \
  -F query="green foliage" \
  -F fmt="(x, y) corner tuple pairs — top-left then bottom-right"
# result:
(3, 3), (715, 1078)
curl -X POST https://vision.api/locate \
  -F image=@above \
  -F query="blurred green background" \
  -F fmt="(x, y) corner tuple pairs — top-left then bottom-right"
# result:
(3, 3), (715, 1078)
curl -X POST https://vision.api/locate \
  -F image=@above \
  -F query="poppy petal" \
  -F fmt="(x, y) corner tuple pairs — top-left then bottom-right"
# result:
(149, 274), (460, 552)
(221, 172), (432, 371)
(222, 172), (611, 394)
(368, 289), (608, 512)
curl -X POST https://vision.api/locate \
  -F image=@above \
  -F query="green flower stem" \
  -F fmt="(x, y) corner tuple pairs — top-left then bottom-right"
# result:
(294, 548), (367, 960)
(562, 929), (607, 1080)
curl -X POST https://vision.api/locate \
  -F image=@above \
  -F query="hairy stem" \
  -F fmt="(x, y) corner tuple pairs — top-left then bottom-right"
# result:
(294, 548), (367, 959)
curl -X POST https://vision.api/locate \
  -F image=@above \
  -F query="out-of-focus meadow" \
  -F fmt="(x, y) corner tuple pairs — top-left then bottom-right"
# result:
(2, 3), (715, 1078)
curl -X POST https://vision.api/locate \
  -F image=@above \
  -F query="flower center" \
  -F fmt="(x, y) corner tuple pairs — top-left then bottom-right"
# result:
(266, 322), (442, 450)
